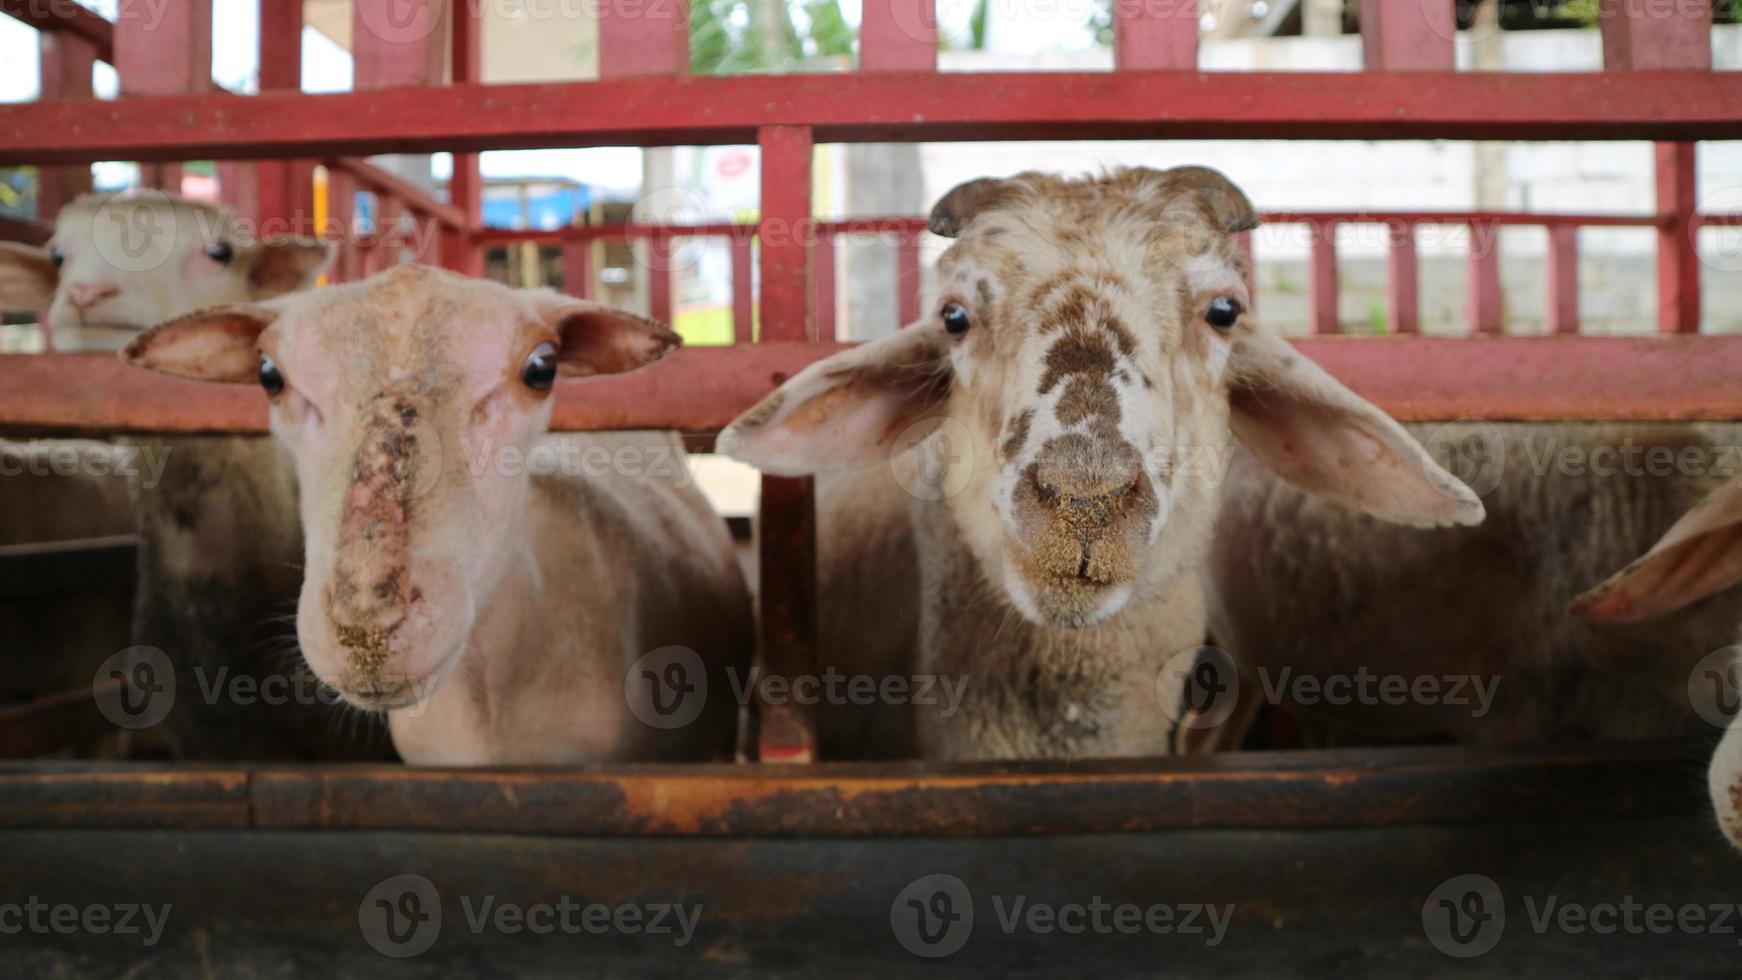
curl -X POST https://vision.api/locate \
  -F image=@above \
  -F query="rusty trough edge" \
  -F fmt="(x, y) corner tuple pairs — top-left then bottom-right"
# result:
(0, 741), (1708, 838)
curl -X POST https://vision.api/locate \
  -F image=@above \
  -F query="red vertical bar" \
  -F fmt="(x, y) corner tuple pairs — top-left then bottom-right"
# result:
(1600, 0), (1713, 70)
(648, 232), (674, 326)
(1310, 221), (1339, 335)
(897, 229), (922, 327)
(328, 169), (361, 282)
(1386, 221), (1420, 335)
(1236, 229), (1256, 315)
(1546, 223), (1580, 335)
(352, 0), (446, 89)
(1467, 220), (1503, 335)
(368, 194), (405, 276)
(1361, 0), (1454, 70)
(860, 0), (936, 72)
(36, 31), (96, 221)
(116, 0), (214, 192)
(1655, 142), (1702, 334)
(562, 238), (594, 300)
(443, 0), (484, 275)
(812, 231), (837, 340)
(758, 126), (814, 342)
(731, 233), (755, 343)
(260, 0), (313, 236)
(1114, 0), (1199, 68)
(755, 125), (818, 763)
(598, 0), (690, 76)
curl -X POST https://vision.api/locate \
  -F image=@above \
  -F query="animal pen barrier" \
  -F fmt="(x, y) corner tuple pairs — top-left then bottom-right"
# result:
(0, 0), (1739, 883)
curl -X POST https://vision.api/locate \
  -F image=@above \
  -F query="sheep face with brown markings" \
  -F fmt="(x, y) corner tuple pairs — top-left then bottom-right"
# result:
(723, 168), (1485, 630)
(122, 265), (680, 711)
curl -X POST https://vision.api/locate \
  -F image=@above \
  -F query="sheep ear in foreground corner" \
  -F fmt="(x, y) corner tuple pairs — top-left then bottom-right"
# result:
(716, 325), (952, 476)
(1571, 477), (1742, 624)
(120, 304), (279, 384)
(0, 241), (58, 311)
(1227, 327), (1485, 529)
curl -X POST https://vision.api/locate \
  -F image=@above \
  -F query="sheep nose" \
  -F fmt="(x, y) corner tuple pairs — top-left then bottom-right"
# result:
(1032, 468), (1142, 528)
(65, 281), (119, 309)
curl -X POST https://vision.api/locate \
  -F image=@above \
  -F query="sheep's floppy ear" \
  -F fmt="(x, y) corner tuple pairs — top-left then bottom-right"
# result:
(121, 304), (277, 383)
(1147, 165), (1259, 234)
(1228, 327), (1484, 528)
(1571, 478), (1742, 623)
(531, 293), (682, 378)
(246, 237), (335, 299)
(717, 325), (952, 476)
(0, 242), (58, 311)
(928, 177), (1011, 238)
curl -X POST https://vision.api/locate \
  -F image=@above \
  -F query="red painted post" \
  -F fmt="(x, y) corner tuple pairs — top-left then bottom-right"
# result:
(562, 238), (594, 300)
(813, 231), (837, 340)
(756, 124), (818, 763)
(648, 231), (674, 327)
(1386, 220), (1420, 335)
(860, 0), (937, 72)
(897, 229), (922, 327)
(731, 233), (755, 343)
(1310, 221), (1339, 335)
(262, 0), (314, 237)
(1600, 0), (1710, 334)
(758, 126), (814, 342)
(35, 30), (96, 220)
(444, 0), (484, 276)
(115, 0), (214, 192)
(1114, 0), (1199, 69)
(368, 194), (405, 275)
(1467, 219), (1502, 335)
(1360, 0), (1454, 70)
(1654, 143), (1702, 334)
(351, 0), (446, 89)
(598, 0), (690, 76)
(327, 168), (361, 282)
(1600, 0), (1713, 70)
(1546, 223), (1580, 334)
(1236, 229), (1256, 315)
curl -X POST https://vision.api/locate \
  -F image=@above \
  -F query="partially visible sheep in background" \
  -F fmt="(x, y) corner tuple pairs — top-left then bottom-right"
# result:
(1199, 421), (1742, 751)
(0, 194), (341, 760)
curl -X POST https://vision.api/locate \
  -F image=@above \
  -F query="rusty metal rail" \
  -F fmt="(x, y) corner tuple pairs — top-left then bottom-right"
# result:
(0, 741), (1707, 836)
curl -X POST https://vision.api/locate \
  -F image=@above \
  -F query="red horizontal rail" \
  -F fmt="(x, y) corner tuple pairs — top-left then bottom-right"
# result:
(1263, 210), (1666, 228)
(0, 0), (113, 64)
(5, 336), (1742, 437)
(5, 72), (1742, 165)
(326, 157), (466, 230)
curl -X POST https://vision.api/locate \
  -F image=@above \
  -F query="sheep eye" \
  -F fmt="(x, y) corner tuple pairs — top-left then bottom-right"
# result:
(206, 242), (235, 265)
(49, 247), (65, 268)
(521, 341), (559, 391)
(259, 354), (285, 396)
(1206, 297), (1241, 330)
(940, 302), (971, 336)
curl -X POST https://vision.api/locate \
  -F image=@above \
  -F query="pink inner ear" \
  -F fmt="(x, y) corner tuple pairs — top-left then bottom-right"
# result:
(1573, 523), (1742, 623)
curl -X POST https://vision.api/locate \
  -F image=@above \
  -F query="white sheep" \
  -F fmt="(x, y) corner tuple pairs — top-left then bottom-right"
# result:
(122, 264), (753, 764)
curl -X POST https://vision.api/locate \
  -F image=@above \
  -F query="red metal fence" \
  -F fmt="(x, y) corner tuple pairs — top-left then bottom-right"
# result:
(3, 0), (1742, 761)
